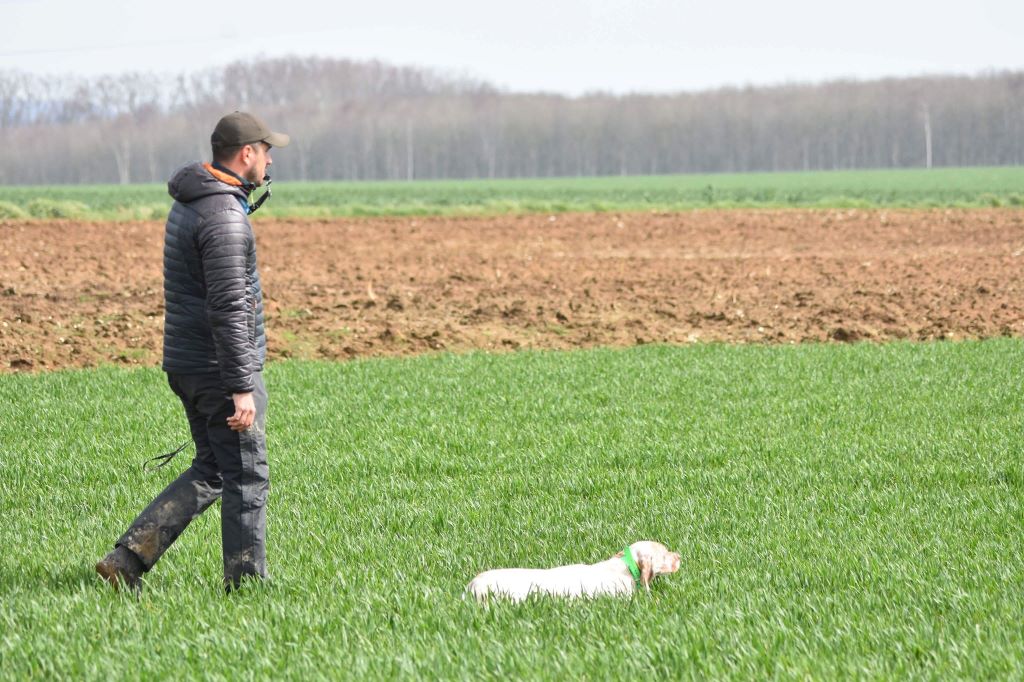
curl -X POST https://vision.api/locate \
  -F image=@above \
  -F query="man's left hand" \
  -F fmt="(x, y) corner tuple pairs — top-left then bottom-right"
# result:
(227, 392), (256, 432)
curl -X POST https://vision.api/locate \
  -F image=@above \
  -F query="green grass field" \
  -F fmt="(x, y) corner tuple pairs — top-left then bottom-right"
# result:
(1, 166), (1022, 220)
(1, 340), (1022, 678)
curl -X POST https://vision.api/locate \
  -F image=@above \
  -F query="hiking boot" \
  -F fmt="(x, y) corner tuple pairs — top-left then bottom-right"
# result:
(95, 545), (144, 593)
(224, 573), (267, 595)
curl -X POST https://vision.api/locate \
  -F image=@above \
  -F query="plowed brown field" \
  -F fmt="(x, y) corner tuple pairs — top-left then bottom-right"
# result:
(2, 209), (1023, 372)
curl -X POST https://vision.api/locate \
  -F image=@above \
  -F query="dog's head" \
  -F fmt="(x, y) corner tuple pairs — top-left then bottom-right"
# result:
(616, 541), (681, 588)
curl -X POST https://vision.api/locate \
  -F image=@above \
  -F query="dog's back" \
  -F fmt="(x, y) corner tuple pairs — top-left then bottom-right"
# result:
(467, 562), (634, 602)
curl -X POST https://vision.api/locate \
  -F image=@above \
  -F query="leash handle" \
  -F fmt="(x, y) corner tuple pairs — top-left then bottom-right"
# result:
(142, 441), (189, 472)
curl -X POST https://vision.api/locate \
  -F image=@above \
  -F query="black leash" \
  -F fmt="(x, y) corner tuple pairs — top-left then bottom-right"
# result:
(142, 441), (190, 472)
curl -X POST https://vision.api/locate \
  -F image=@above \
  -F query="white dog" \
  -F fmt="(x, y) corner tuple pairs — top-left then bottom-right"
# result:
(466, 540), (681, 602)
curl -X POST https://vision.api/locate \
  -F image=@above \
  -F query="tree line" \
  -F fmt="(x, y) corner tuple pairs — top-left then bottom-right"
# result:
(0, 57), (1021, 184)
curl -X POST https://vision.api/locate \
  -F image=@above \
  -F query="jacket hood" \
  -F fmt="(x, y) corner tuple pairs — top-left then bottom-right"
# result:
(167, 162), (248, 204)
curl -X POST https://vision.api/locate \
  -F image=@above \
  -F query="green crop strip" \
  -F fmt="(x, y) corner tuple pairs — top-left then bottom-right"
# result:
(1, 340), (1022, 678)
(1, 166), (1023, 221)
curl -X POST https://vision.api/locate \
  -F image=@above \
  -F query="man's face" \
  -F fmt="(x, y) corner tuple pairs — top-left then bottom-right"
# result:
(243, 142), (273, 186)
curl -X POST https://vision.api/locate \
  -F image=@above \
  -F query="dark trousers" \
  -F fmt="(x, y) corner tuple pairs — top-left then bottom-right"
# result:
(116, 372), (269, 589)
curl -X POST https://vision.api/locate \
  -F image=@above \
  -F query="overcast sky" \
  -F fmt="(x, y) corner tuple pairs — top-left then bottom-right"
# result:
(2, 0), (1022, 95)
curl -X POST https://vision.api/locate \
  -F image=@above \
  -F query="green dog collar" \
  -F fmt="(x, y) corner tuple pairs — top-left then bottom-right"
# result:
(622, 546), (642, 586)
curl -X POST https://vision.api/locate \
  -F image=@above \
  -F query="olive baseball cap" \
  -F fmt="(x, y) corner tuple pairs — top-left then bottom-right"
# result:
(211, 111), (290, 149)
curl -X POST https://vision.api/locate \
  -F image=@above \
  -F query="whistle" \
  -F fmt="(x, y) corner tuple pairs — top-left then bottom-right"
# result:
(250, 173), (272, 213)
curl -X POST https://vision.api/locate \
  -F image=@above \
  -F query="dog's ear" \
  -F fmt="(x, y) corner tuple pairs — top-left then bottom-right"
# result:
(639, 556), (654, 590)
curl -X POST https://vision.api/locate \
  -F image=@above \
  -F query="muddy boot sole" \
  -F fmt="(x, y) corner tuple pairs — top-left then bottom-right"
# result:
(95, 550), (143, 594)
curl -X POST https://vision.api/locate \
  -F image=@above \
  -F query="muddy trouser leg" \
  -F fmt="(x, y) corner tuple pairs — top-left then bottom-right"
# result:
(215, 373), (269, 589)
(115, 372), (269, 589)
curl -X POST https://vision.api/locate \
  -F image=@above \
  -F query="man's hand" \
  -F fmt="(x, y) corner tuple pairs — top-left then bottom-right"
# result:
(228, 392), (256, 432)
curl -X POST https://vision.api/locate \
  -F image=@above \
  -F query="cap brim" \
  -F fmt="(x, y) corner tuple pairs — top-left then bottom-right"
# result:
(264, 131), (290, 148)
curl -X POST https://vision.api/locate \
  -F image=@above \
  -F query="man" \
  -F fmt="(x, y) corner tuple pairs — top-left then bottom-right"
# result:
(96, 111), (289, 593)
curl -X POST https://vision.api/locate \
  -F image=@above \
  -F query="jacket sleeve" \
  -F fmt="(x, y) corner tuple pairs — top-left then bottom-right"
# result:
(196, 209), (256, 394)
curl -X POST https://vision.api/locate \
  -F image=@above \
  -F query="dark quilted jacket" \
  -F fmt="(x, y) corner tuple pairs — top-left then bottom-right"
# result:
(161, 162), (265, 394)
